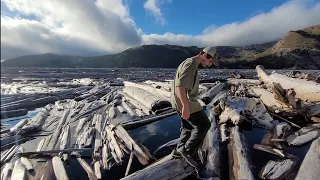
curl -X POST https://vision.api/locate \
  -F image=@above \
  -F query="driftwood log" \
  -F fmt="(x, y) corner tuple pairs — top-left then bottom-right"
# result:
(256, 65), (320, 102)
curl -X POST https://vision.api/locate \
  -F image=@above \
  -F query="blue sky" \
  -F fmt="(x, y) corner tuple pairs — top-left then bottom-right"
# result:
(1, 0), (320, 60)
(131, 0), (289, 35)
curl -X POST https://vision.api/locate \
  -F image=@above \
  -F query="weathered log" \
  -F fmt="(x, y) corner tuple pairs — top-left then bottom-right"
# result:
(143, 80), (172, 92)
(123, 94), (151, 115)
(75, 155), (98, 180)
(9, 119), (28, 134)
(286, 127), (320, 146)
(94, 161), (102, 179)
(229, 126), (254, 180)
(18, 148), (90, 157)
(105, 126), (124, 163)
(124, 81), (170, 100)
(123, 86), (171, 112)
(256, 65), (320, 102)
(1, 145), (19, 164)
(102, 143), (111, 170)
(52, 156), (69, 180)
(311, 117), (320, 123)
(227, 78), (261, 86)
(19, 108), (50, 134)
(121, 101), (136, 117)
(125, 144), (134, 177)
(273, 122), (291, 139)
(253, 144), (285, 158)
(117, 105), (127, 114)
(269, 113), (301, 129)
(200, 109), (220, 179)
(121, 154), (194, 180)
(11, 159), (27, 180)
(37, 138), (46, 151)
(259, 159), (296, 180)
(19, 147), (34, 171)
(108, 106), (117, 120)
(1, 161), (13, 180)
(59, 125), (71, 161)
(113, 125), (152, 165)
(250, 87), (296, 114)
(200, 82), (225, 101)
(295, 137), (320, 180)
(75, 117), (90, 136)
(94, 114), (102, 159)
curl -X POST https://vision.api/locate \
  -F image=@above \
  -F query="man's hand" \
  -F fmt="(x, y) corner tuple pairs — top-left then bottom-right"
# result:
(181, 105), (190, 120)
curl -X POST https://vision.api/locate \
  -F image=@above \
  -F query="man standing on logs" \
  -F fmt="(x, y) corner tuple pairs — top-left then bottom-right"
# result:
(170, 47), (218, 167)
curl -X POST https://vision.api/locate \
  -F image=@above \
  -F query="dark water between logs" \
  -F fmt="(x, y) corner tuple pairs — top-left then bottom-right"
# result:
(1, 67), (318, 180)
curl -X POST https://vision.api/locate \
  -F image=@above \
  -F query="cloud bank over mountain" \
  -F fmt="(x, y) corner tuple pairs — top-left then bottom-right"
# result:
(1, 0), (320, 60)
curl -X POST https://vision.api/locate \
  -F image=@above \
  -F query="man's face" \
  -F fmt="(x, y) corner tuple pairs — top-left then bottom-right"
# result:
(202, 53), (216, 67)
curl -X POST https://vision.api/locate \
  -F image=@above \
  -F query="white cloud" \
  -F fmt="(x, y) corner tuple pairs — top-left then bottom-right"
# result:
(143, 0), (320, 47)
(143, 0), (170, 25)
(1, 0), (320, 60)
(1, 0), (142, 59)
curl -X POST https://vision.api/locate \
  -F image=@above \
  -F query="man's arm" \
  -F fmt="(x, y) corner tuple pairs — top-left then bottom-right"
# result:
(175, 86), (190, 119)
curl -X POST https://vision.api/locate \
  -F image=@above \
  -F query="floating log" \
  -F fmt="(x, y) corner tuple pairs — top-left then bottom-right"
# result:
(200, 82), (224, 103)
(105, 126), (124, 163)
(121, 154), (194, 180)
(18, 148), (91, 157)
(37, 138), (46, 151)
(256, 65), (320, 102)
(11, 159), (27, 180)
(124, 81), (170, 100)
(123, 86), (171, 112)
(1, 161), (13, 180)
(117, 105), (127, 114)
(259, 159), (296, 180)
(75, 155), (98, 180)
(102, 143), (111, 170)
(113, 125), (152, 165)
(229, 126), (254, 180)
(9, 118), (28, 134)
(60, 125), (71, 161)
(52, 156), (69, 180)
(295, 137), (320, 180)
(1, 145), (19, 164)
(123, 94), (151, 115)
(19, 108), (50, 134)
(108, 106), (117, 120)
(253, 144), (285, 158)
(286, 127), (320, 146)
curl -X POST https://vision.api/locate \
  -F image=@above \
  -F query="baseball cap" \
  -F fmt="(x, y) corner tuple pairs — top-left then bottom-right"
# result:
(203, 47), (219, 66)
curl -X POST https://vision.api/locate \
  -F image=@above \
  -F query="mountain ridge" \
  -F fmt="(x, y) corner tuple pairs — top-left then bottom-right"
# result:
(2, 24), (320, 69)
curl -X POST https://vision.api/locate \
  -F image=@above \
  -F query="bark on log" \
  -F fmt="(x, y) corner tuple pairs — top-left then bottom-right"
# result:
(256, 65), (320, 102)
(295, 137), (320, 180)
